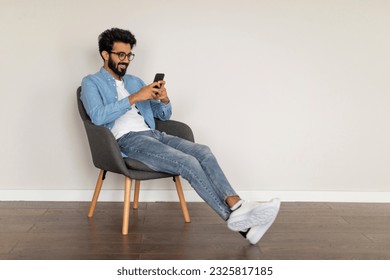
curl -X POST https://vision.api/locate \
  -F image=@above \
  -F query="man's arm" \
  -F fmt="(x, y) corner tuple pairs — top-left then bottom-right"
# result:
(131, 81), (172, 121)
(81, 76), (131, 126)
(128, 80), (169, 105)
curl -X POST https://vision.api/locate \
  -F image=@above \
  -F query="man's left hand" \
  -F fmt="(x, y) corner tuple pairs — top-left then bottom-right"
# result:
(155, 81), (170, 104)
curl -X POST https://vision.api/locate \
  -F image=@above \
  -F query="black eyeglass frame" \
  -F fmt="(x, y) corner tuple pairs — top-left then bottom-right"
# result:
(110, 52), (135, 61)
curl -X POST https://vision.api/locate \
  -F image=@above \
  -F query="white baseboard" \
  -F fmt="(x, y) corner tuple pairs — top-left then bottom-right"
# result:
(1, 189), (390, 203)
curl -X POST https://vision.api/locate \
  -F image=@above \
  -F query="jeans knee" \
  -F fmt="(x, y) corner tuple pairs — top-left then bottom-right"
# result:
(196, 144), (214, 161)
(200, 144), (211, 153)
(181, 153), (202, 171)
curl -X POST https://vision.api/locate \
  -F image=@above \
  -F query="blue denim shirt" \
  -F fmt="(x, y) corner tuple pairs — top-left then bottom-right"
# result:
(80, 67), (172, 130)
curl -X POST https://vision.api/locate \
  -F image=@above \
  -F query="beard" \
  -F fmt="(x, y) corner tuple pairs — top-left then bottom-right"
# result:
(108, 56), (129, 77)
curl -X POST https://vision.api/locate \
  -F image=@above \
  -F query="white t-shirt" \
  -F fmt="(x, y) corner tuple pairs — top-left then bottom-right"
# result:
(110, 79), (150, 139)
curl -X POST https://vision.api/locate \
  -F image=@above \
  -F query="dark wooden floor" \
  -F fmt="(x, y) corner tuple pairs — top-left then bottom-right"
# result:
(1, 201), (390, 259)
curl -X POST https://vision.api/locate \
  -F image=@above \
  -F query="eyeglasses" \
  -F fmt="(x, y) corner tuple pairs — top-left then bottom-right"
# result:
(110, 51), (135, 61)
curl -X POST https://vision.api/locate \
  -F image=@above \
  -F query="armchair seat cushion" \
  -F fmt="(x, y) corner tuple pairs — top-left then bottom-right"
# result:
(124, 158), (156, 172)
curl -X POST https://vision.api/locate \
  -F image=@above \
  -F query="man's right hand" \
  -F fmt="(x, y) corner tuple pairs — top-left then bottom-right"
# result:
(128, 82), (161, 105)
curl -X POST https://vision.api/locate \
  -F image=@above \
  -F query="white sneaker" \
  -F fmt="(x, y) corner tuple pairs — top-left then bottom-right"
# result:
(246, 220), (276, 245)
(227, 198), (280, 232)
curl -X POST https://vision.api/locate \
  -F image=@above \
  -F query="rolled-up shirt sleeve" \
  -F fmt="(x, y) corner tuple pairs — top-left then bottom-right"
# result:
(151, 100), (172, 121)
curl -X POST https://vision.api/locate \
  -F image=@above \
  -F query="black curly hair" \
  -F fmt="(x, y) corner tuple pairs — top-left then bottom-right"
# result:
(98, 28), (137, 60)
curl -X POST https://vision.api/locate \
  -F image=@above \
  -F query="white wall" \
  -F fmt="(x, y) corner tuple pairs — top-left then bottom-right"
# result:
(1, 0), (390, 202)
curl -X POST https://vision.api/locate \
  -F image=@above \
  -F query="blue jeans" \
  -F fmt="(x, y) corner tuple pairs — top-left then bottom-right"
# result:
(117, 130), (238, 220)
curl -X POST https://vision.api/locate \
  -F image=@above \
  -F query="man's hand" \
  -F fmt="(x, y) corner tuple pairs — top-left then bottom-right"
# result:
(155, 81), (170, 104)
(128, 81), (169, 105)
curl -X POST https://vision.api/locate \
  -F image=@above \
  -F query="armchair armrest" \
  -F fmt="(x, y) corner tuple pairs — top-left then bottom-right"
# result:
(155, 119), (195, 142)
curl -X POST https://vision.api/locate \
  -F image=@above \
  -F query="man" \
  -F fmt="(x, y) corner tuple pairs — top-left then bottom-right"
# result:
(81, 28), (280, 245)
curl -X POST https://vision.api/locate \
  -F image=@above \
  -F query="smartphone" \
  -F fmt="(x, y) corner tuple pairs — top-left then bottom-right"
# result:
(153, 73), (165, 89)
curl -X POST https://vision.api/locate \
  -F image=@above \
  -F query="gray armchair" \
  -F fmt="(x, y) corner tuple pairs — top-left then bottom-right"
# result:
(77, 87), (192, 235)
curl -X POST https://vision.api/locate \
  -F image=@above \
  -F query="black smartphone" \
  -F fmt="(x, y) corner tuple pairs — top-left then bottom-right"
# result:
(153, 73), (165, 89)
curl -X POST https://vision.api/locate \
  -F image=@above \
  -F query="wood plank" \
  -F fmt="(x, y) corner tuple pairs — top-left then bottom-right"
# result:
(1, 201), (390, 260)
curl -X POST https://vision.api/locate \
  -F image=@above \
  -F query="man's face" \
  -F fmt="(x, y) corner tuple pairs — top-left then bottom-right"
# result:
(106, 42), (132, 78)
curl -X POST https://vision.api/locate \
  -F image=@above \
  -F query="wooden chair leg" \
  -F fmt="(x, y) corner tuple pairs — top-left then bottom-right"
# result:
(122, 177), (132, 235)
(133, 180), (141, 209)
(174, 176), (191, 223)
(88, 169), (105, 218)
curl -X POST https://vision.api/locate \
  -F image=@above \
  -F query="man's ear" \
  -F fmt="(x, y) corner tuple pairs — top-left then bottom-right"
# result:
(101, 51), (109, 61)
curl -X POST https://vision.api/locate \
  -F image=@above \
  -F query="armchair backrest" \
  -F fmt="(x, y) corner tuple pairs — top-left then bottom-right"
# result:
(77, 87), (128, 175)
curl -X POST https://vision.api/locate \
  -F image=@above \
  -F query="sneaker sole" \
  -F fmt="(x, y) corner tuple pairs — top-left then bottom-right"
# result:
(247, 209), (280, 245)
(247, 223), (272, 245)
(228, 199), (280, 232)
